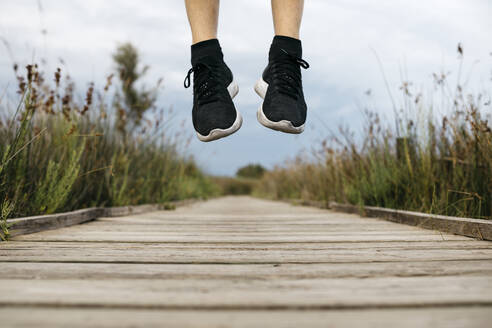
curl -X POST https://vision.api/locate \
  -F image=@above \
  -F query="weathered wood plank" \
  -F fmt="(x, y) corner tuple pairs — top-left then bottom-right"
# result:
(13, 230), (464, 237)
(98, 213), (375, 220)
(1, 307), (491, 328)
(2, 260), (492, 280)
(48, 223), (421, 232)
(3, 240), (491, 250)
(13, 232), (470, 242)
(99, 215), (387, 224)
(1, 276), (491, 308)
(2, 243), (491, 263)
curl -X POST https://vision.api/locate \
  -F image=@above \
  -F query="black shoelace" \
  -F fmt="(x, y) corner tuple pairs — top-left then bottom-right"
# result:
(270, 48), (309, 99)
(184, 62), (222, 105)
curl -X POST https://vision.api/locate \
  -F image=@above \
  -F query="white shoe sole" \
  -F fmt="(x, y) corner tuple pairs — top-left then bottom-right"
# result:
(254, 78), (305, 134)
(196, 80), (243, 142)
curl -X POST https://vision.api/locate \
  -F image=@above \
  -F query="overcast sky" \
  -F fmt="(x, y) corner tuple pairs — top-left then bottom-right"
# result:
(1, 0), (490, 175)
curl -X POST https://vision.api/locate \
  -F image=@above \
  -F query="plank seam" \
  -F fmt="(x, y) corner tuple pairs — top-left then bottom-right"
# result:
(1, 302), (491, 311)
(1, 258), (491, 264)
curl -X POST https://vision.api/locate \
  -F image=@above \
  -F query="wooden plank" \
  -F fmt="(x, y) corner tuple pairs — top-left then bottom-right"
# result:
(13, 229), (459, 236)
(0, 276), (491, 308)
(67, 219), (416, 227)
(1, 307), (491, 328)
(13, 233), (470, 243)
(73, 215), (414, 222)
(12, 230), (467, 237)
(3, 240), (491, 250)
(2, 260), (492, 280)
(94, 216), (387, 225)
(1, 242), (491, 263)
(34, 223), (426, 233)
(103, 212), (370, 218)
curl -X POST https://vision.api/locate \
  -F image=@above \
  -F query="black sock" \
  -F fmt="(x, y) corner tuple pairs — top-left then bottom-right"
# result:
(191, 39), (223, 66)
(269, 35), (302, 61)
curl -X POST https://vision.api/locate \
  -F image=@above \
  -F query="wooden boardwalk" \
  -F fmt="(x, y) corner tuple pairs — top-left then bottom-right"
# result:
(1, 196), (492, 327)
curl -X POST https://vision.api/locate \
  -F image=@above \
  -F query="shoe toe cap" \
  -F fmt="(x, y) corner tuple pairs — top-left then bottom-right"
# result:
(263, 95), (306, 127)
(193, 102), (237, 136)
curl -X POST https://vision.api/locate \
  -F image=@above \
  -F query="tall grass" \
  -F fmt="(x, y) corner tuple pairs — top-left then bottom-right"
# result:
(256, 49), (492, 219)
(0, 64), (217, 239)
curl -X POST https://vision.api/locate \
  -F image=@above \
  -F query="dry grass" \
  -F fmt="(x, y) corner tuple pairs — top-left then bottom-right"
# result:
(256, 46), (492, 219)
(0, 64), (217, 239)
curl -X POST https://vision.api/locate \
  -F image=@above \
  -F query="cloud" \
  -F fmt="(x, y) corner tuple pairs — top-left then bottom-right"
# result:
(1, 0), (490, 175)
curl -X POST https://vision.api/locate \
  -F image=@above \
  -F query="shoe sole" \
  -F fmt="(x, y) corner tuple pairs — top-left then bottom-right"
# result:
(196, 81), (243, 142)
(254, 78), (305, 134)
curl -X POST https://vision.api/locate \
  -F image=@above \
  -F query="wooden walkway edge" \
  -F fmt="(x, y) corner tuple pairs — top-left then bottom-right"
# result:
(1, 196), (491, 327)
(284, 198), (492, 241)
(330, 202), (492, 241)
(3, 199), (200, 239)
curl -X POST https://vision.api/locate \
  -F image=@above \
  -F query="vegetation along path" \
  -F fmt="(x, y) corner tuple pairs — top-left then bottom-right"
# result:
(1, 196), (491, 327)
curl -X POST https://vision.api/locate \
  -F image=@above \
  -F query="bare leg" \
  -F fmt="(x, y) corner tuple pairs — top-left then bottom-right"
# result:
(184, 0), (220, 44)
(271, 0), (304, 39)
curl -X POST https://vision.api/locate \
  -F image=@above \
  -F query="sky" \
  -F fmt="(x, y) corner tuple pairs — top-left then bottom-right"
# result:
(0, 0), (490, 175)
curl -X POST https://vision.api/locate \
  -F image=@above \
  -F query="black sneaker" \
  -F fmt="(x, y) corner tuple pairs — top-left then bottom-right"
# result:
(184, 39), (242, 142)
(254, 36), (309, 134)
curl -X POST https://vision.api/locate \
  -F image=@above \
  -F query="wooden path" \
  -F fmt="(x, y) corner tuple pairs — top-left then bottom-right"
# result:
(1, 196), (491, 327)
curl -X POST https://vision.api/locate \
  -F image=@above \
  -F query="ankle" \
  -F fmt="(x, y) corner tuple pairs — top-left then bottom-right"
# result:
(191, 39), (223, 66)
(269, 35), (302, 61)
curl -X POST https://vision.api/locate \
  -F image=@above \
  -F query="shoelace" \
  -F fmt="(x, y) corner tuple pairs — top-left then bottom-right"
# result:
(270, 48), (309, 99)
(184, 62), (222, 105)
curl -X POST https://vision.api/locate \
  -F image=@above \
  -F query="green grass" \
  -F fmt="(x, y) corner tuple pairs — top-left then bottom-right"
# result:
(256, 53), (491, 219)
(0, 64), (218, 239)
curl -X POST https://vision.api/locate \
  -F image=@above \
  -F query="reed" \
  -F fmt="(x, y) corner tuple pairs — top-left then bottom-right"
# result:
(0, 64), (217, 239)
(256, 48), (491, 219)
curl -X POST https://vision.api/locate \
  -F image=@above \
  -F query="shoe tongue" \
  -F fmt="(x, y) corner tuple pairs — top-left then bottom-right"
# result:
(269, 36), (302, 61)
